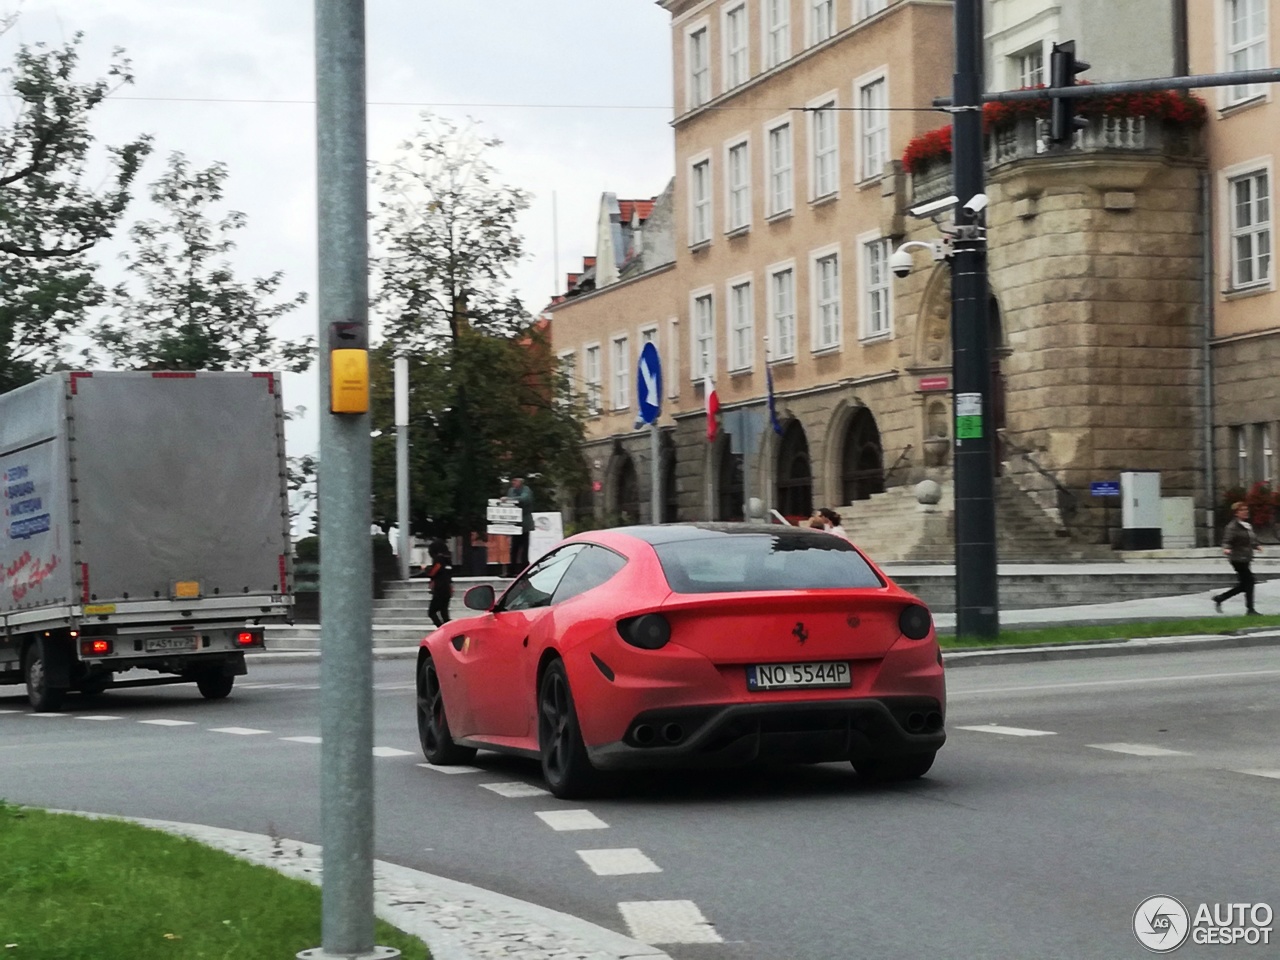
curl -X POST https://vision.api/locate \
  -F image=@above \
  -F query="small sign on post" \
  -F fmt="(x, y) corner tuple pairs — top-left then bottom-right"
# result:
(486, 498), (523, 536)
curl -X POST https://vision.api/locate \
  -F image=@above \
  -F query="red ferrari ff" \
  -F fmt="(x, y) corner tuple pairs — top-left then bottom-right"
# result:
(416, 523), (945, 798)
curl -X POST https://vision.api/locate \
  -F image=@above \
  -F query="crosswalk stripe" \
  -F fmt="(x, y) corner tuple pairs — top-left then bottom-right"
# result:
(480, 782), (550, 798)
(280, 736), (322, 744)
(139, 719), (196, 726)
(536, 809), (608, 831)
(1235, 769), (1280, 780)
(417, 763), (482, 774)
(956, 724), (1057, 737)
(75, 716), (122, 721)
(27, 713), (64, 718)
(577, 848), (661, 876)
(208, 727), (270, 736)
(1088, 743), (1191, 757)
(617, 900), (721, 944)
(373, 746), (415, 757)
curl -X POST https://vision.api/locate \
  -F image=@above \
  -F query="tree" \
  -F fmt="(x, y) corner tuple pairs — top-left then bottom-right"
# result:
(89, 151), (312, 372)
(369, 114), (587, 543)
(0, 30), (152, 391)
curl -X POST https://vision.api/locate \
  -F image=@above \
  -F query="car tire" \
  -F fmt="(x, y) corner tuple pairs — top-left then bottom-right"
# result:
(538, 659), (599, 799)
(853, 751), (936, 783)
(196, 671), (235, 700)
(417, 656), (476, 765)
(24, 646), (65, 713)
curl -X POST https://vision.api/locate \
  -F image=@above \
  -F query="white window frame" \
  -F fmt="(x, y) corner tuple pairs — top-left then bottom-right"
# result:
(639, 324), (659, 349)
(667, 318), (680, 399)
(1221, 159), (1273, 292)
(807, 92), (839, 201)
(723, 2), (749, 91)
(858, 231), (892, 340)
(610, 335), (630, 411)
(725, 135), (752, 233)
(690, 288), (716, 380)
(764, 114), (793, 217)
(1262, 423), (1275, 483)
(685, 19), (712, 110)
(583, 342), (602, 415)
(1223, 0), (1268, 105)
(856, 0), (888, 20)
(855, 69), (888, 182)
(1011, 44), (1045, 89)
(809, 244), (842, 352)
(1235, 425), (1249, 484)
(556, 349), (576, 408)
(807, 0), (835, 47)
(689, 151), (713, 247)
(762, 0), (790, 69)
(766, 259), (797, 361)
(727, 274), (755, 373)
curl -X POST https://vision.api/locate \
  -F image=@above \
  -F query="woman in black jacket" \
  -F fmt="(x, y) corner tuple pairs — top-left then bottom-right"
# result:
(1214, 501), (1262, 615)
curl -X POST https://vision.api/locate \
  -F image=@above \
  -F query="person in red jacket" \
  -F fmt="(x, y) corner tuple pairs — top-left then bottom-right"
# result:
(426, 541), (454, 627)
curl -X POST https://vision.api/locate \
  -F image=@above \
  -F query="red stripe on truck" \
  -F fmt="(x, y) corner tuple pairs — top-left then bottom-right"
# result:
(151, 372), (197, 379)
(81, 564), (90, 603)
(278, 554), (288, 592)
(253, 372), (276, 395)
(70, 372), (93, 394)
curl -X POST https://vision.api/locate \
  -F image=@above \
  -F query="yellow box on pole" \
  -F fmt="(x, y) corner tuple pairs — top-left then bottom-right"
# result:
(330, 348), (369, 414)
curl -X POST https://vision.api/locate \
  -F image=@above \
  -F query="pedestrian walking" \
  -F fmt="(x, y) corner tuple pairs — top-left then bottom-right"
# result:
(427, 542), (454, 627)
(1213, 501), (1261, 615)
(505, 476), (534, 576)
(810, 507), (852, 543)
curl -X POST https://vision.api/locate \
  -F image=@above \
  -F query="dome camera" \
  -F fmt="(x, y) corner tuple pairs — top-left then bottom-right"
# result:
(889, 247), (916, 279)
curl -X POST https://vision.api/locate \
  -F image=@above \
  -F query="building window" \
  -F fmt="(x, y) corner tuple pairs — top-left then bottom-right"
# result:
(857, 75), (888, 181)
(1013, 46), (1044, 88)
(1262, 424), (1275, 483)
(768, 263), (796, 360)
(767, 119), (793, 216)
(809, 0), (834, 46)
(810, 99), (838, 199)
(691, 157), (712, 245)
(729, 278), (754, 371)
(857, 0), (888, 19)
(1229, 169), (1271, 289)
(688, 25), (710, 109)
(724, 3), (748, 89)
(1226, 0), (1267, 103)
(557, 350), (576, 408)
(861, 236), (891, 338)
(583, 344), (601, 414)
(1235, 426), (1249, 483)
(812, 249), (841, 350)
(640, 325), (659, 348)
(611, 336), (630, 411)
(727, 139), (751, 231)
(667, 318), (680, 398)
(692, 292), (715, 378)
(764, 0), (790, 68)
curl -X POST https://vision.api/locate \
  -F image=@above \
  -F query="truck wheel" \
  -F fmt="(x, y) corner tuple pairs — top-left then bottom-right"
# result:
(196, 672), (235, 700)
(24, 647), (65, 712)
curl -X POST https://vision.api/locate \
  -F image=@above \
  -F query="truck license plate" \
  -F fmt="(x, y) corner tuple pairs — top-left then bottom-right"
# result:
(145, 636), (198, 653)
(747, 661), (851, 691)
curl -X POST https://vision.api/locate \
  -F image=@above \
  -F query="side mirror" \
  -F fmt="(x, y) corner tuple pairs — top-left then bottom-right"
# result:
(464, 584), (495, 611)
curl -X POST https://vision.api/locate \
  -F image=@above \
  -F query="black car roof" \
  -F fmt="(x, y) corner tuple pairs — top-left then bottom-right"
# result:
(606, 522), (829, 545)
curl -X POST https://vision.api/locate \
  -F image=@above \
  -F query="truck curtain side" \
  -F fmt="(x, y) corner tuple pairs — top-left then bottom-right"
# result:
(1, 371), (294, 710)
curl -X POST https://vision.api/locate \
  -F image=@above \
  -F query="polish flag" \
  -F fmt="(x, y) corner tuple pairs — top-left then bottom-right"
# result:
(704, 375), (720, 442)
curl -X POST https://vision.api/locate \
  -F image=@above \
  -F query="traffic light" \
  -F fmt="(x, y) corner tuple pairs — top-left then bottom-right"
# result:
(1049, 41), (1090, 144)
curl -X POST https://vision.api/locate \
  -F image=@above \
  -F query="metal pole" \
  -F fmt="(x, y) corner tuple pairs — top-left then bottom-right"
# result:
(650, 421), (661, 523)
(951, 0), (999, 639)
(395, 356), (410, 581)
(933, 65), (1280, 108)
(307, 1), (396, 958)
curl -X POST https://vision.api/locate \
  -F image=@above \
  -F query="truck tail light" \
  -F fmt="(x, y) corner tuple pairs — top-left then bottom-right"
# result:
(237, 630), (262, 647)
(81, 638), (113, 656)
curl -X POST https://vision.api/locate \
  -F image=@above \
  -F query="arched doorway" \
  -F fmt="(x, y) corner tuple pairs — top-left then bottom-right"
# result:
(716, 440), (744, 521)
(840, 407), (885, 502)
(775, 421), (812, 520)
(616, 454), (640, 525)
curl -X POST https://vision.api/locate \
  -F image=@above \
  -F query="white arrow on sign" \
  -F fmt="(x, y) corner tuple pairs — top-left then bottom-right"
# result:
(640, 357), (658, 409)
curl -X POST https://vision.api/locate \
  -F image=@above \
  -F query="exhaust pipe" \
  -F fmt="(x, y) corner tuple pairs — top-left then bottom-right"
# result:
(661, 722), (685, 744)
(924, 712), (943, 733)
(633, 724), (656, 746)
(906, 712), (926, 733)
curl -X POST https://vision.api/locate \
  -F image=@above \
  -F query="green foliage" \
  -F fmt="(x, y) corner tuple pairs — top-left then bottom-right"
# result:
(293, 535), (319, 563)
(0, 32), (152, 391)
(0, 805), (428, 959)
(938, 613), (1280, 648)
(88, 152), (312, 372)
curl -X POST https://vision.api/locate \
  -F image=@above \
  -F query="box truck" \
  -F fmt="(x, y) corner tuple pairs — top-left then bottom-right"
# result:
(1, 371), (293, 710)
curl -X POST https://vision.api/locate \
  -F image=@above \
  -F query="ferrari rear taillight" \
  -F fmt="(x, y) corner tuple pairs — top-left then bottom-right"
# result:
(899, 604), (933, 640)
(617, 613), (671, 650)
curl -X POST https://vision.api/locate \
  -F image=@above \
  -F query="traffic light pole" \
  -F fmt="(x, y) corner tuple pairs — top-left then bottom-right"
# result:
(950, 0), (999, 639)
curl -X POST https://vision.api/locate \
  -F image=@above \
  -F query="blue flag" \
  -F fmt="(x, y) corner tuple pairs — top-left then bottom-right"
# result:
(766, 364), (784, 435)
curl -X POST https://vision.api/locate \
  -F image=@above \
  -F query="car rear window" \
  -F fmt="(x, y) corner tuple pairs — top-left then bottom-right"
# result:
(653, 533), (884, 593)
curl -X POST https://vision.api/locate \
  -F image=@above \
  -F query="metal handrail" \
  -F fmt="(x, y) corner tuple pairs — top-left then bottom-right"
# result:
(883, 444), (913, 487)
(998, 431), (1078, 518)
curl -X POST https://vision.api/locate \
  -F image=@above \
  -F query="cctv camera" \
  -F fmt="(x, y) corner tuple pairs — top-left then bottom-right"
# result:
(963, 193), (989, 215)
(907, 194), (957, 219)
(889, 248), (915, 279)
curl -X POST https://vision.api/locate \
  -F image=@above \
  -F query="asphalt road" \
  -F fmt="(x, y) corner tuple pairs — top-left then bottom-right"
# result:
(1, 649), (1276, 960)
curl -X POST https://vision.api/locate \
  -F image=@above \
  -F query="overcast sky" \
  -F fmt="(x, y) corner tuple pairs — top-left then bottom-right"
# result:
(4, 0), (675, 468)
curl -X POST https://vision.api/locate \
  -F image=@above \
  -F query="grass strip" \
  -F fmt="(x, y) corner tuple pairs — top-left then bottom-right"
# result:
(0, 803), (429, 960)
(938, 614), (1280, 649)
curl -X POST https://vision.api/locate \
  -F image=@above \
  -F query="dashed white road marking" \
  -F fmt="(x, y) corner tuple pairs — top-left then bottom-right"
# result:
(535, 809), (609, 831)
(0, 709), (21, 714)
(1236, 769), (1280, 780)
(76, 715), (122, 721)
(28, 713), (65, 718)
(1088, 743), (1191, 757)
(956, 724), (1057, 737)
(480, 782), (550, 798)
(577, 848), (662, 876)
(618, 900), (721, 944)
(417, 763), (482, 774)
(372, 746), (415, 758)
(208, 726), (270, 736)
(139, 719), (196, 727)
(280, 735), (323, 744)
